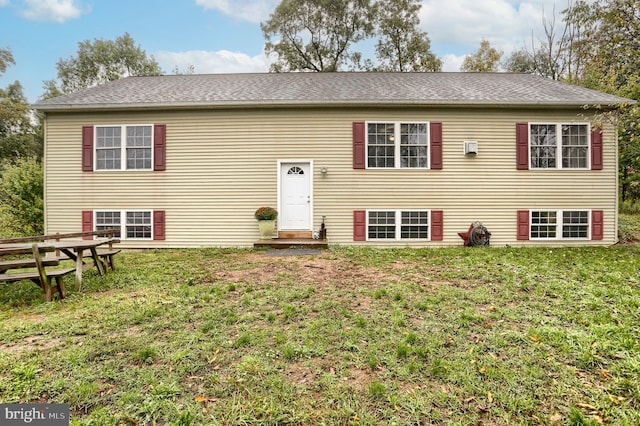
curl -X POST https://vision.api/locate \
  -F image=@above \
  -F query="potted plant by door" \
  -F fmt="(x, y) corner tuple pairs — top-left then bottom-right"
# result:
(255, 207), (278, 239)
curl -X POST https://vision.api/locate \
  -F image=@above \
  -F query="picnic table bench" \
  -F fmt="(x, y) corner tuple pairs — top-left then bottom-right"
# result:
(0, 230), (121, 268)
(0, 243), (75, 301)
(0, 230), (121, 292)
(53, 240), (122, 273)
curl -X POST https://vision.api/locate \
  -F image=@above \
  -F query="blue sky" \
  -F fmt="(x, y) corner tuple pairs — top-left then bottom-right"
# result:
(0, 0), (578, 103)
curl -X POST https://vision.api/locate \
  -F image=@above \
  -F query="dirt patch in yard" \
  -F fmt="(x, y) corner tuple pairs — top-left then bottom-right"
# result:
(0, 334), (63, 355)
(212, 251), (401, 291)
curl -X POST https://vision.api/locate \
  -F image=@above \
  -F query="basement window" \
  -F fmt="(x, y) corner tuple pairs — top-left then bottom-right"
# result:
(95, 210), (152, 240)
(368, 210), (430, 240)
(531, 210), (589, 239)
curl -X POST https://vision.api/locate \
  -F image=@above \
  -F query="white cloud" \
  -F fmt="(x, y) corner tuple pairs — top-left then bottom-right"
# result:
(194, 0), (278, 23)
(155, 50), (273, 75)
(0, 0), (9, 7)
(420, 0), (574, 61)
(441, 54), (466, 72)
(19, 0), (86, 23)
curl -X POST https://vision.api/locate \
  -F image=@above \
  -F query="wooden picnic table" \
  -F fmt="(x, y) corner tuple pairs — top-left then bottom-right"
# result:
(0, 238), (119, 291)
(0, 244), (75, 301)
(0, 256), (60, 273)
(49, 239), (120, 290)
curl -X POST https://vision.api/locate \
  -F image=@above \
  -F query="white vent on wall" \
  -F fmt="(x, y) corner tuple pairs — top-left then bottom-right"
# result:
(464, 140), (478, 155)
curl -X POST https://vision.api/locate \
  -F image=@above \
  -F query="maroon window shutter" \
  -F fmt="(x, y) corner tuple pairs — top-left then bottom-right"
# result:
(517, 210), (530, 240)
(154, 124), (166, 171)
(153, 210), (166, 240)
(430, 122), (443, 170)
(353, 210), (366, 241)
(82, 210), (93, 240)
(516, 123), (529, 170)
(431, 210), (443, 241)
(591, 128), (603, 170)
(82, 126), (94, 172)
(592, 210), (604, 240)
(353, 122), (366, 169)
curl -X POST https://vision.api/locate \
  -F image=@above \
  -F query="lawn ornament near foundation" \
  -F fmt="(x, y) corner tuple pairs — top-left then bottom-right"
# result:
(458, 222), (491, 246)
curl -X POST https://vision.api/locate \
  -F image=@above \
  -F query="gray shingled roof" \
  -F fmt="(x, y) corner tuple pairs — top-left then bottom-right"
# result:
(34, 72), (631, 111)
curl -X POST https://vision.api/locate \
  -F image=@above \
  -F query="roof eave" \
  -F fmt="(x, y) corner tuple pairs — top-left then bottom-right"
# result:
(33, 99), (629, 112)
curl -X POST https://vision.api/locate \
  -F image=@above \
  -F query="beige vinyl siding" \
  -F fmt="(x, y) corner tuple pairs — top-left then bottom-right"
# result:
(43, 107), (617, 248)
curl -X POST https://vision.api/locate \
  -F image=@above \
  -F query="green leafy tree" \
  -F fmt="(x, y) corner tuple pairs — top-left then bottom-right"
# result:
(504, 48), (567, 79)
(0, 54), (42, 164)
(618, 104), (640, 201)
(262, 0), (441, 72)
(0, 47), (15, 75)
(460, 39), (503, 72)
(373, 0), (441, 71)
(172, 64), (196, 75)
(503, 48), (537, 74)
(0, 49), (44, 237)
(44, 32), (163, 96)
(0, 158), (44, 237)
(564, 0), (640, 92)
(261, 0), (375, 72)
(564, 0), (640, 201)
(41, 79), (63, 100)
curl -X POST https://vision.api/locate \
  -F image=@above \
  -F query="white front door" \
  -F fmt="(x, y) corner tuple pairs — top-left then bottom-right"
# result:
(280, 162), (312, 230)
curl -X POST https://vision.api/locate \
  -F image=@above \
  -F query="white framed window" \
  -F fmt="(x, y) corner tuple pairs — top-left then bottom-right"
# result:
(95, 125), (153, 171)
(530, 210), (590, 240)
(367, 210), (430, 240)
(530, 123), (589, 169)
(95, 210), (153, 240)
(367, 122), (429, 169)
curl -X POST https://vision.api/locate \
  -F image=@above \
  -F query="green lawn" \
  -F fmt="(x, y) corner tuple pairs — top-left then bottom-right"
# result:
(619, 214), (640, 244)
(1, 245), (639, 425)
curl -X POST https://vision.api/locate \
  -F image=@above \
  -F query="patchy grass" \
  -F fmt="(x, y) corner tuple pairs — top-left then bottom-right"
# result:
(619, 213), (640, 243)
(1, 245), (639, 425)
